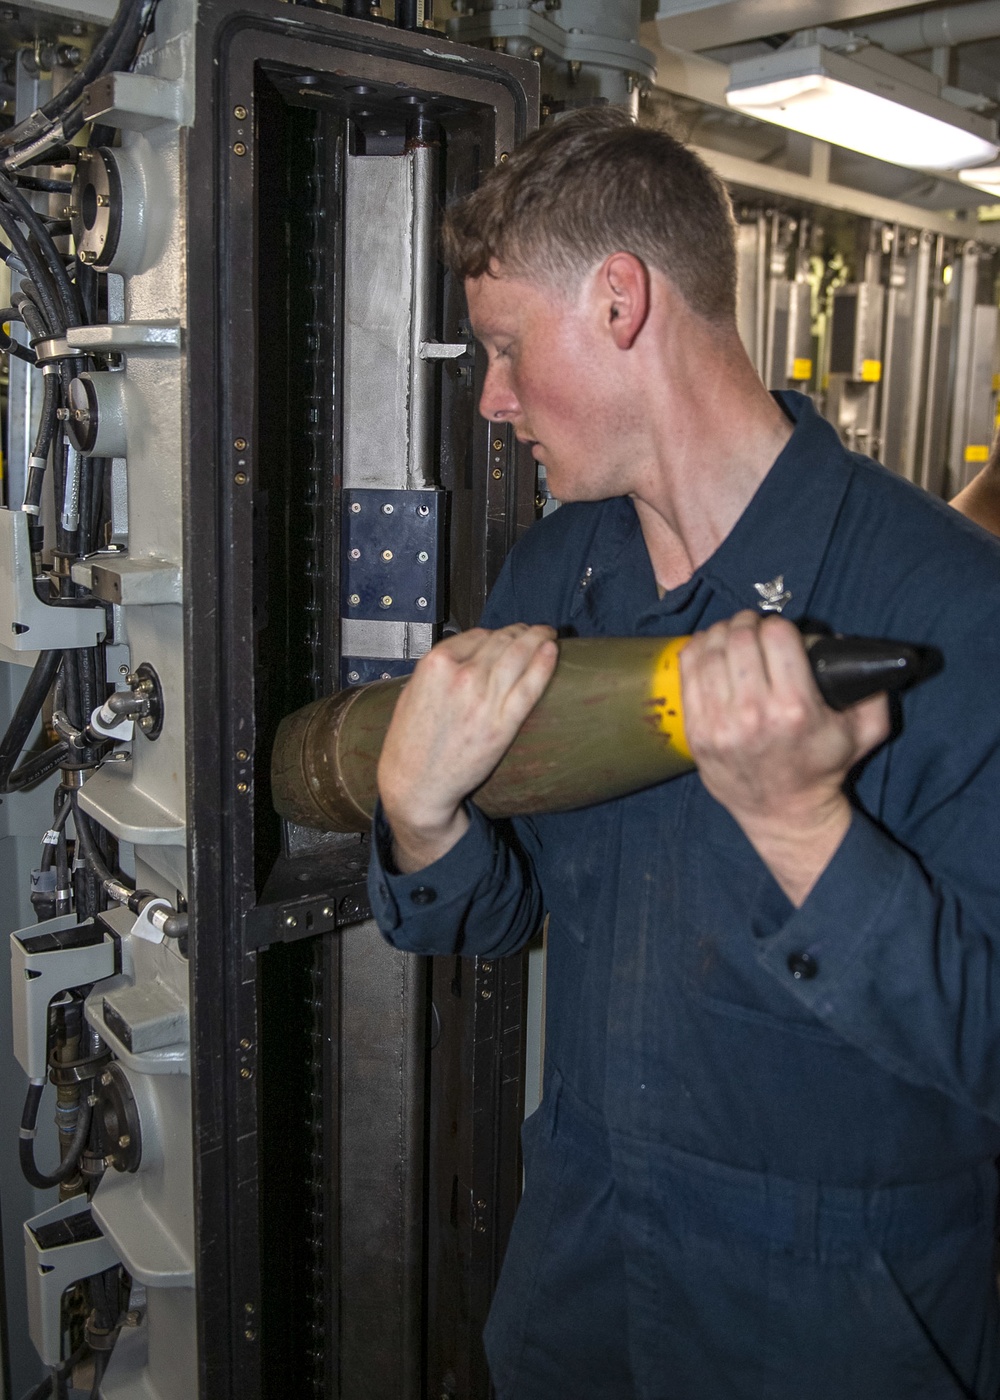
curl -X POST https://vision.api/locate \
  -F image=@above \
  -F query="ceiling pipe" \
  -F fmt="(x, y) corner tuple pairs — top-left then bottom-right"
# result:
(852, 0), (1000, 54)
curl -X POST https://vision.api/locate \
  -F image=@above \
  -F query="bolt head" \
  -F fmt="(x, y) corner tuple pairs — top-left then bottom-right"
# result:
(350, 501), (361, 513)
(492, 438), (503, 451)
(379, 595), (393, 608)
(347, 671), (360, 682)
(322, 906), (334, 918)
(234, 471), (248, 485)
(100, 1070), (113, 1086)
(381, 549), (393, 561)
(349, 547), (361, 559)
(236, 748), (249, 761)
(492, 468), (503, 480)
(416, 597), (428, 608)
(381, 503), (394, 515)
(236, 781), (248, 793)
(284, 914), (297, 928)
(234, 104), (248, 120)
(118, 1133), (130, 1148)
(233, 142), (247, 157)
(348, 593), (360, 606)
(417, 550), (429, 562)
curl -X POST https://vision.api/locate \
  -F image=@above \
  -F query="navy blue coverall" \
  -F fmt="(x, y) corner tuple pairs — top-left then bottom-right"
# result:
(369, 393), (1000, 1399)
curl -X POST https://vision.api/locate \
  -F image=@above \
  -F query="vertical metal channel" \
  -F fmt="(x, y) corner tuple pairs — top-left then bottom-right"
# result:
(896, 231), (933, 483)
(337, 142), (434, 1400)
(947, 241), (981, 493)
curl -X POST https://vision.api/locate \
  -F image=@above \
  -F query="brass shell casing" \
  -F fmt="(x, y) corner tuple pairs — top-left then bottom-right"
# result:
(271, 637), (696, 834)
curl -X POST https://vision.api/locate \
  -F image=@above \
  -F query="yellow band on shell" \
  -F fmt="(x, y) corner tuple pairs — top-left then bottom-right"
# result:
(647, 637), (691, 761)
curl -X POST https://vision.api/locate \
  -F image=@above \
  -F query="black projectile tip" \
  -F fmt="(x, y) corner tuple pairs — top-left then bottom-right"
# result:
(806, 634), (944, 712)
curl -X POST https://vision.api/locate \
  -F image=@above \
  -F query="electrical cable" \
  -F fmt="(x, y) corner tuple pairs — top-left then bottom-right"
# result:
(18, 1081), (93, 1190)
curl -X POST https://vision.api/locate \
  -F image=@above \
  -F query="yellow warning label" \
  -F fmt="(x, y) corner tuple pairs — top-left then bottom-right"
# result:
(647, 638), (692, 761)
(964, 444), (990, 463)
(791, 357), (813, 381)
(993, 373), (1000, 393)
(860, 359), (882, 383)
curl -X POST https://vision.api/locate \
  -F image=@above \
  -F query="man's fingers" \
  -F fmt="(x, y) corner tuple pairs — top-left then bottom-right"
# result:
(844, 691), (892, 761)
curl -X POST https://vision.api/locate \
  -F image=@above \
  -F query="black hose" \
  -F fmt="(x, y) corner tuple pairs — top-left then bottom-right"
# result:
(0, 177), (84, 328)
(12, 175), (72, 194)
(23, 373), (60, 510)
(71, 796), (122, 892)
(37, 0), (142, 124)
(4, 742), (71, 792)
(0, 324), (36, 362)
(19, 1345), (87, 1400)
(0, 650), (61, 792)
(3, 222), (65, 335)
(19, 1082), (93, 1190)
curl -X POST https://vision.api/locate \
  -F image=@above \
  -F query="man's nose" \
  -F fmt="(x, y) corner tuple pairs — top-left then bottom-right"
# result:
(478, 363), (519, 423)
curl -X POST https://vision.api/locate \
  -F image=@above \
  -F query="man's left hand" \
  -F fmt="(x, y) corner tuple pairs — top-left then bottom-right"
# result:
(679, 611), (891, 907)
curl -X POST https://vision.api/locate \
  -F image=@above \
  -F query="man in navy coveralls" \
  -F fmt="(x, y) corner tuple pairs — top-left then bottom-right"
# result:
(368, 109), (1000, 1399)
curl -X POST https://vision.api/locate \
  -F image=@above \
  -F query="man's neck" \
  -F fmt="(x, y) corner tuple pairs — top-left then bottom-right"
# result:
(628, 341), (794, 594)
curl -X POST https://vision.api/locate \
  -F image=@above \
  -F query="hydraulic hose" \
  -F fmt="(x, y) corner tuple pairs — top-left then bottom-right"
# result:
(19, 1081), (93, 1190)
(0, 172), (85, 327)
(0, 649), (62, 792)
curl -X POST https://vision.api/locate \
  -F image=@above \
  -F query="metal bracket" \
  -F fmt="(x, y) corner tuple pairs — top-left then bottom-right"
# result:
(340, 656), (416, 687)
(0, 509), (107, 662)
(82, 72), (184, 132)
(25, 1198), (121, 1367)
(71, 554), (182, 606)
(244, 845), (372, 952)
(341, 488), (445, 623)
(11, 915), (118, 1083)
(66, 321), (182, 355)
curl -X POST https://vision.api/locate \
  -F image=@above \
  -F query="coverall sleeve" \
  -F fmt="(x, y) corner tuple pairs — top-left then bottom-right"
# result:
(367, 551), (546, 958)
(755, 597), (1000, 1123)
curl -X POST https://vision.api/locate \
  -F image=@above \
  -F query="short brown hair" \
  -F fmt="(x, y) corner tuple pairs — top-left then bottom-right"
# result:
(441, 108), (737, 323)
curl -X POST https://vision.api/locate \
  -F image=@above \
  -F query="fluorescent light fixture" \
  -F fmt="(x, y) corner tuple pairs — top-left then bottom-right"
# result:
(727, 39), (999, 173)
(958, 163), (1000, 197)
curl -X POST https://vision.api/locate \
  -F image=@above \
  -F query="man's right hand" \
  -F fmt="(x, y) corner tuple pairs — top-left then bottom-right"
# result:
(377, 624), (559, 874)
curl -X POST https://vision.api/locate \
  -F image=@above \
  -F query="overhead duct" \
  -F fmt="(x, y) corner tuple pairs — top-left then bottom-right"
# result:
(853, 1), (1000, 55)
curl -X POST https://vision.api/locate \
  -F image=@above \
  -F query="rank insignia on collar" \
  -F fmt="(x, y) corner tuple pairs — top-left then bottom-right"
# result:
(754, 575), (791, 613)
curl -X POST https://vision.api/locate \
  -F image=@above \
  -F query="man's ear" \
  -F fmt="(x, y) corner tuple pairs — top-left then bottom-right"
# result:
(600, 252), (649, 349)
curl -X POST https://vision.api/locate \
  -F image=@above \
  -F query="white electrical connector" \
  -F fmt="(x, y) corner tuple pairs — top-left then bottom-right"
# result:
(89, 701), (135, 742)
